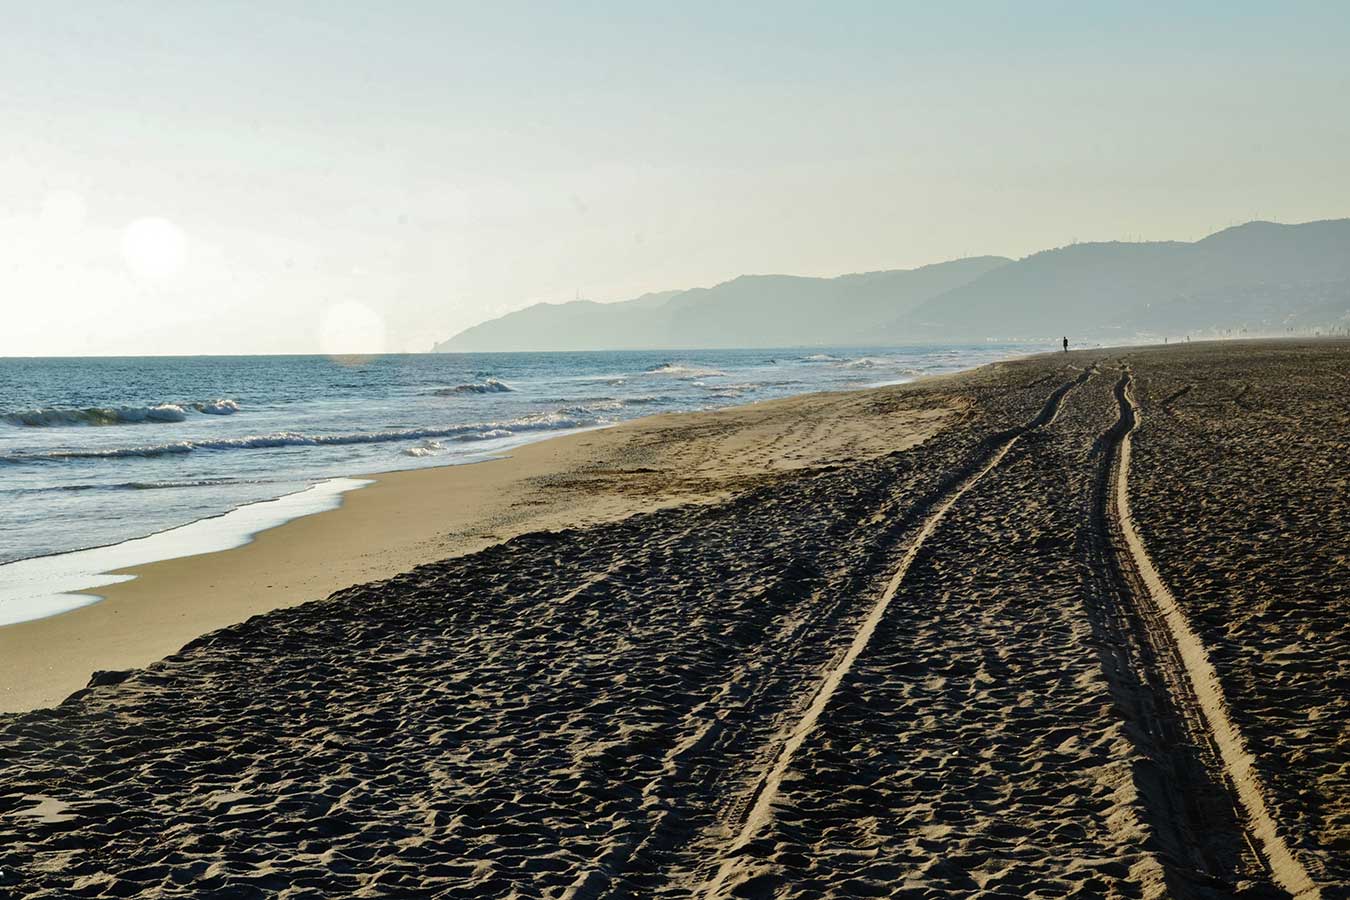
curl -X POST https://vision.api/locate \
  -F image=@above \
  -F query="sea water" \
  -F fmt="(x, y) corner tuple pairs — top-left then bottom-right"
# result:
(0, 345), (1037, 621)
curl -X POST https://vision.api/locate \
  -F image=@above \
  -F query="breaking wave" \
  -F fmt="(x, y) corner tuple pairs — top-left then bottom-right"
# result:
(193, 399), (240, 415)
(401, 439), (447, 458)
(433, 379), (514, 396)
(3, 400), (240, 427)
(3, 412), (600, 463)
(645, 363), (728, 378)
(4, 404), (187, 427)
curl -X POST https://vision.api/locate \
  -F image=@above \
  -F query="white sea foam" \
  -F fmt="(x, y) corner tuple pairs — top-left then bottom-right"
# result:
(401, 439), (447, 458)
(193, 399), (240, 415)
(3, 412), (602, 462)
(705, 382), (758, 395)
(579, 398), (625, 412)
(9, 478), (258, 496)
(0, 478), (371, 626)
(3, 400), (243, 427)
(3, 404), (189, 427)
(434, 378), (515, 395)
(644, 363), (728, 378)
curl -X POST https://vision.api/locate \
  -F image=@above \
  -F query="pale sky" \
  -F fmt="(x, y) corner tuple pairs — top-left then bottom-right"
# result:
(2, 1), (1347, 356)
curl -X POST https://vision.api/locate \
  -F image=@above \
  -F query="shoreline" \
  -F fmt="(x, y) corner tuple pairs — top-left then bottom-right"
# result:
(0, 356), (1020, 629)
(0, 477), (373, 627)
(0, 379), (960, 713)
(0, 384), (914, 626)
(1, 418), (621, 575)
(1, 344), (1047, 577)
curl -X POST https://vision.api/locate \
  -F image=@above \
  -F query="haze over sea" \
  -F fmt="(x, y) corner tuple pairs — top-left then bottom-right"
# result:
(0, 345), (1035, 571)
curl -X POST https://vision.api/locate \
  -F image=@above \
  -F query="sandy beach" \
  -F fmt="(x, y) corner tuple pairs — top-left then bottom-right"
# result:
(1, 340), (1345, 898)
(0, 386), (955, 713)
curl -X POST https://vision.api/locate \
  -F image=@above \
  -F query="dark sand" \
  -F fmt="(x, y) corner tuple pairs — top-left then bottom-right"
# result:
(0, 340), (1345, 899)
(0, 385), (952, 713)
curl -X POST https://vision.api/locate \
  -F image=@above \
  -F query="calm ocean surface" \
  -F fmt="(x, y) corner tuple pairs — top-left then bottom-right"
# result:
(0, 346), (1035, 603)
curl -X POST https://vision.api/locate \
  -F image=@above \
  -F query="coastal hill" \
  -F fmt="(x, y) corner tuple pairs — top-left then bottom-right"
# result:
(435, 257), (1009, 351)
(895, 218), (1350, 341)
(435, 219), (1350, 350)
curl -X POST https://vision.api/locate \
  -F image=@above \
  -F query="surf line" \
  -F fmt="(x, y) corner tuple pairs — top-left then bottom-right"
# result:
(1110, 372), (1320, 899)
(701, 370), (1089, 897)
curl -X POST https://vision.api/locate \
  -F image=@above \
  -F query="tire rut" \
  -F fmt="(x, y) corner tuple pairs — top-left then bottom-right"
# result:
(699, 368), (1094, 897)
(1088, 368), (1322, 899)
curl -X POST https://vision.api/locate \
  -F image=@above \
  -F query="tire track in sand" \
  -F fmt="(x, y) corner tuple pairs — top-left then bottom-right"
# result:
(1102, 369), (1321, 899)
(700, 367), (1094, 897)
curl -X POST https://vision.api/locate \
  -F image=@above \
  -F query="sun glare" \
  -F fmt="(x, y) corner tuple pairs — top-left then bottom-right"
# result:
(121, 217), (187, 280)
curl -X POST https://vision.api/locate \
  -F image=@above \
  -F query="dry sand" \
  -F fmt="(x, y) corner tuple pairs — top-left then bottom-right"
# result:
(0, 340), (1345, 899)
(1125, 344), (1349, 894)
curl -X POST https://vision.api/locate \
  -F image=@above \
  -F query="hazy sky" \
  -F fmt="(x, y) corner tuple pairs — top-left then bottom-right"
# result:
(2, 2), (1347, 356)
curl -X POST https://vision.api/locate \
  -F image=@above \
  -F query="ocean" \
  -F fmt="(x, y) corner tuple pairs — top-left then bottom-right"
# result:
(0, 345), (1036, 623)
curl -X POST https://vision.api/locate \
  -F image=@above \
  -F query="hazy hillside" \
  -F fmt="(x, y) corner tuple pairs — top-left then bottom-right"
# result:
(891, 219), (1350, 340)
(436, 219), (1350, 351)
(433, 258), (1010, 351)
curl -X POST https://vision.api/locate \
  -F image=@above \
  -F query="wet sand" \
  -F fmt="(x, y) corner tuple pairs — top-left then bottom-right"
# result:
(0, 340), (1345, 899)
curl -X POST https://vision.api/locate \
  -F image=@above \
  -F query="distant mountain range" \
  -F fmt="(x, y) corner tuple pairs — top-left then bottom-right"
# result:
(434, 219), (1350, 351)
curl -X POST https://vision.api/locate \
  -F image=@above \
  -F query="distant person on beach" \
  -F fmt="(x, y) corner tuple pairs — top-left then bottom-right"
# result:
(1062, 336), (1068, 353)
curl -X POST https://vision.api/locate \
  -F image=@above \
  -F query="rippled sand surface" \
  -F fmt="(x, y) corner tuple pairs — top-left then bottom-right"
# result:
(1, 340), (1345, 899)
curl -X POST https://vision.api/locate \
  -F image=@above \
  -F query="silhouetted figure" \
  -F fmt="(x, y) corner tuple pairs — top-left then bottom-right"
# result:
(1062, 336), (1068, 353)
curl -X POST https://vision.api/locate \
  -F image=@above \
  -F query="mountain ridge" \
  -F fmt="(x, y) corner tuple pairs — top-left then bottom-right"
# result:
(435, 219), (1350, 351)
